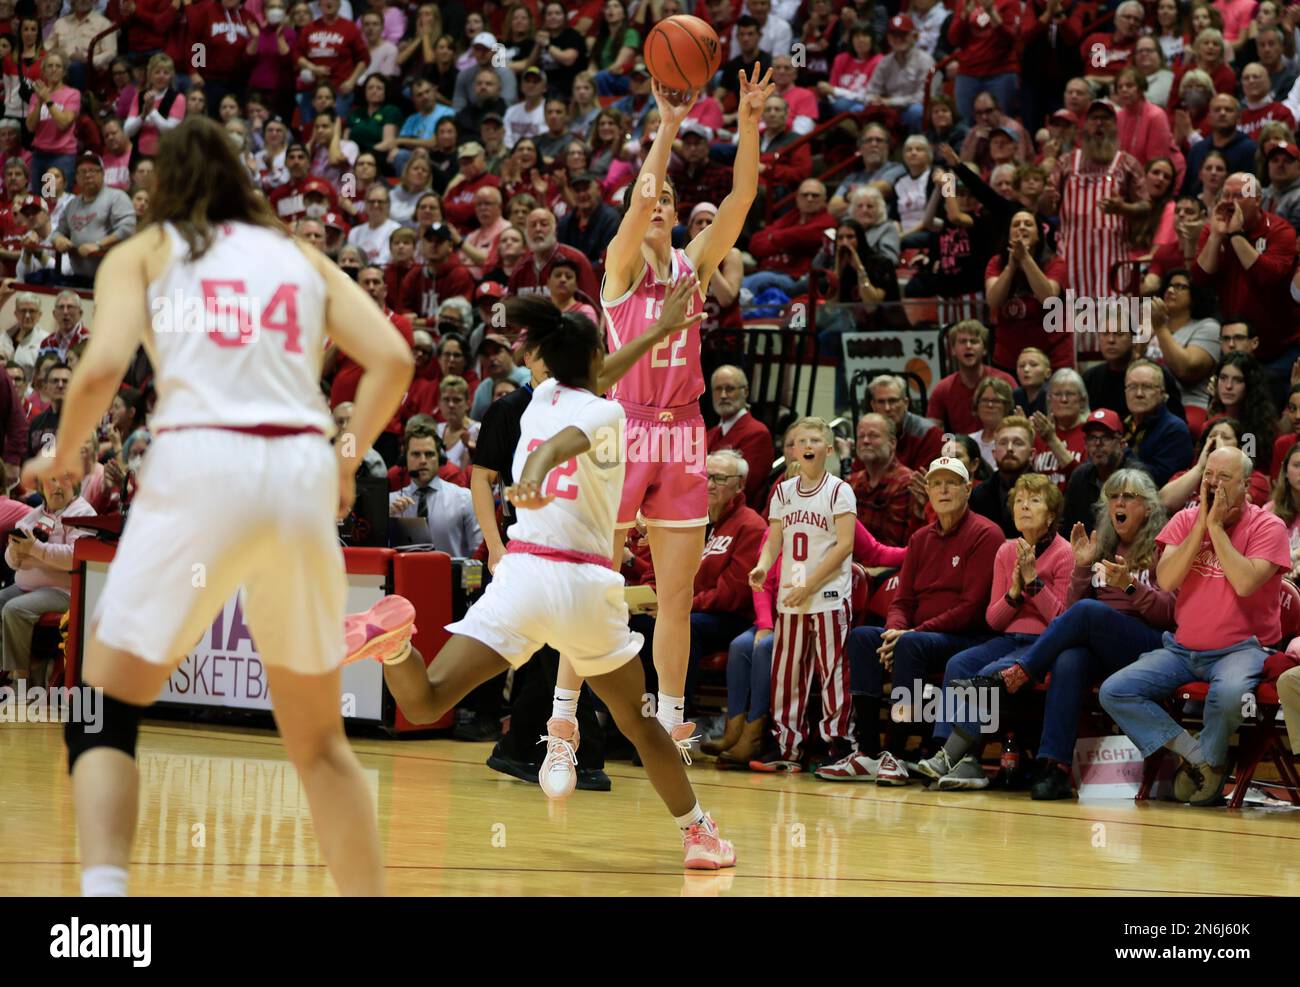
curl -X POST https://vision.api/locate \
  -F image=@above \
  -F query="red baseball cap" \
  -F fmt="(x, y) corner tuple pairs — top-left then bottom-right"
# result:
(1049, 109), (1078, 127)
(1082, 408), (1123, 434)
(887, 14), (915, 33)
(1268, 142), (1300, 162)
(301, 178), (335, 199)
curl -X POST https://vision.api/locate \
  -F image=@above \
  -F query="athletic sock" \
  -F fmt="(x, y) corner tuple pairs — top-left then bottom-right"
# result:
(82, 865), (128, 897)
(551, 687), (580, 724)
(657, 692), (685, 732)
(674, 801), (706, 831)
(1167, 731), (1205, 766)
(943, 732), (975, 761)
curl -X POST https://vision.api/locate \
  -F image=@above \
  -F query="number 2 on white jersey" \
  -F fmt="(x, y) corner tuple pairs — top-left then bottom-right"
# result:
(526, 439), (579, 500)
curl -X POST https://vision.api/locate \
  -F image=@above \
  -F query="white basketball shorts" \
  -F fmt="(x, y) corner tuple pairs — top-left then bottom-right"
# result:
(93, 428), (347, 675)
(446, 552), (643, 678)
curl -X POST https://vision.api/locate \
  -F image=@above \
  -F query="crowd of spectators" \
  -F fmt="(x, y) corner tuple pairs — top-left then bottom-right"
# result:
(0, 0), (1297, 801)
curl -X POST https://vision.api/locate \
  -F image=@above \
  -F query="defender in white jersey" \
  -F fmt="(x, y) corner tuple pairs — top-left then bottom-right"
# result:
(27, 117), (414, 897)
(749, 418), (858, 772)
(375, 296), (736, 870)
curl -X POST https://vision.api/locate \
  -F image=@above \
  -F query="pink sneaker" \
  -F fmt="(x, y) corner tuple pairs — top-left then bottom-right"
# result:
(538, 718), (579, 800)
(670, 722), (699, 765)
(343, 595), (416, 666)
(683, 814), (737, 870)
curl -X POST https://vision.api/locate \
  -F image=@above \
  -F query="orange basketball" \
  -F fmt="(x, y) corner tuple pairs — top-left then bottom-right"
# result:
(644, 15), (722, 93)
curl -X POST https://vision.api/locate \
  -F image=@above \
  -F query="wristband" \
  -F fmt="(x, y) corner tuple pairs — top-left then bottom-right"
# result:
(1023, 577), (1044, 597)
(1004, 591), (1023, 607)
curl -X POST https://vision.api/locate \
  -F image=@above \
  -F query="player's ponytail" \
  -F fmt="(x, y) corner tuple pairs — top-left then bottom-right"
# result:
(503, 295), (602, 388)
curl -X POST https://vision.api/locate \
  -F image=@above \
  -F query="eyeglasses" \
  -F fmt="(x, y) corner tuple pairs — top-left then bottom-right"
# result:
(1050, 391), (1080, 402)
(1125, 383), (1161, 394)
(366, 198), (387, 206)
(872, 396), (905, 407)
(977, 397), (1006, 408)
(707, 473), (739, 484)
(1085, 431), (1119, 445)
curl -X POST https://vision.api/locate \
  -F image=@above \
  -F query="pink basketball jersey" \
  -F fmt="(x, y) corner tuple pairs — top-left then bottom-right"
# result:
(601, 248), (706, 408)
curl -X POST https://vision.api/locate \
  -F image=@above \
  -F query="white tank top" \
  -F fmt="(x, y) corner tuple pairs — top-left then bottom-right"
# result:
(145, 221), (332, 432)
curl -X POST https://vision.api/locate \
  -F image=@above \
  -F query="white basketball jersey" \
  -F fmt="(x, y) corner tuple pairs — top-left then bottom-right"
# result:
(770, 472), (856, 614)
(507, 378), (626, 561)
(145, 222), (333, 432)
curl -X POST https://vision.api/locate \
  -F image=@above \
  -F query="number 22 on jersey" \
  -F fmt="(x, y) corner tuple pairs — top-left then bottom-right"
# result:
(526, 439), (579, 500)
(643, 296), (688, 368)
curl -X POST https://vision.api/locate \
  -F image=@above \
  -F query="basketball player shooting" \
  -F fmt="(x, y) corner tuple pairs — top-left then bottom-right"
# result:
(371, 294), (736, 870)
(23, 117), (415, 896)
(547, 64), (775, 765)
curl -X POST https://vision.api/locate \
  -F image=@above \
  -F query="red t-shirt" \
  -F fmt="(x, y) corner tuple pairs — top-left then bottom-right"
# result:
(442, 173), (502, 232)
(984, 254), (1073, 370)
(926, 367), (1017, 435)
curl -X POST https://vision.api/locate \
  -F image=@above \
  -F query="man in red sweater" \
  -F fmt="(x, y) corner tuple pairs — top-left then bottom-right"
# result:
(441, 142), (502, 233)
(706, 365), (774, 506)
(186, 0), (255, 110)
(508, 207), (599, 304)
(1079, 0), (1142, 83)
(845, 454), (1003, 765)
(632, 448), (766, 713)
(850, 412), (919, 548)
(268, 145), (319, 223)
(871, 373), (944, 471)
(295, 0), (368, 123)
(1194, 172), (1300, 396)
(926, 320), (1016, 434)
(743, 178), (832, 298)
(397, 224), (475, 328)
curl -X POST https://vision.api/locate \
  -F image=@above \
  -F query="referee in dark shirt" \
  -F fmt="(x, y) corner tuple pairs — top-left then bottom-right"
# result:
(472, 337), (611, 790)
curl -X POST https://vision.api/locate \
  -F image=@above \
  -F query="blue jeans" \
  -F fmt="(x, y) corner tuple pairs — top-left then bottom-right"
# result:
(595, 69), (631, 97)
(934, 633), (1036, 740)
(31, 150), (75, 186)
(847, 626), (984, 702)
(742, 271), (805, 297)
(830, 96), (866, 115)
(687, 610), (752, 704)
(955, 72), (1019, 126)
(726, 625), (775, 720)
(1099, 632), (1268, 768)
(1014, 599), (1165, 762)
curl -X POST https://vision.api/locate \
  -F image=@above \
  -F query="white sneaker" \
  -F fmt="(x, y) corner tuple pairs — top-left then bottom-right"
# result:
(683, 813), (737, 870)
(538, 717), (579, 800)
(814, 751), (880, 781)
(875, 751), (910, 786)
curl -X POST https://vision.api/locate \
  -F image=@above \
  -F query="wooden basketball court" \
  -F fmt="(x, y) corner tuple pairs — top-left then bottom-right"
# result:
(4, 720), (1300, 896)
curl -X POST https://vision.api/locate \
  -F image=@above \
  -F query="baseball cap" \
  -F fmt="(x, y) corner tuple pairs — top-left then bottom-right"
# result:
(0, 118), (20, 131)
(480, 112), (505, 127)
(423, 222), (454, 242)
(1049, 108), (1078, 127)
(1268, 142), (1300, 161)
(18, 195), (49, 214)
(680, 120), (711, 139)
(301, 177), (334, 198)
(989, 125), (1018, 142)
(475, 281), (506, 302)
(472, 31), (497, 48)
(689, 202), (718, 223)
(630, 61), (649, 78)
(458, 141), (485, 159)
(570, 171), (601, 188)
(926, 456), (970, 483)
(479, 332), (512, 353)
(1082, 408), (1124, 434)
(523, 66), (547, 82)
(322, 210), (349, 233)
(75, 151), (103, 170)
(887, 13), (915, 33)
(1087, 98), (1118, 118)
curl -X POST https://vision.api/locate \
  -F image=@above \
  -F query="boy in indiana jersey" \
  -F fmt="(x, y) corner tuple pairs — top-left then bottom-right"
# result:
(748, 418), (857, 772)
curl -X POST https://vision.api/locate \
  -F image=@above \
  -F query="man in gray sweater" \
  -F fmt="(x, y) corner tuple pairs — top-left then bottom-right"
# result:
(52, 152), (136, 288)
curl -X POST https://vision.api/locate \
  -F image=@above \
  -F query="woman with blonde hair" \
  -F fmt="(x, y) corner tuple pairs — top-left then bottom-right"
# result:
(123, 53), (185, 159)
(970, 377), (1014, 469)
(569, 71), (601, 138)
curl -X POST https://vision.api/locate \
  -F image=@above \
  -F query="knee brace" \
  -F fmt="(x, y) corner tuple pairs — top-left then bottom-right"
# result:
(65, 694), (143, 773)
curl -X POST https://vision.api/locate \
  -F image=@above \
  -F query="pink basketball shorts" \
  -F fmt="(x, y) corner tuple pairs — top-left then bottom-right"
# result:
(616, 399), (708, 528)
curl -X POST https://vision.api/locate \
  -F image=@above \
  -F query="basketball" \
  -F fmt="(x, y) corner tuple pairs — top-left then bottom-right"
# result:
(644, 15), (722, 93)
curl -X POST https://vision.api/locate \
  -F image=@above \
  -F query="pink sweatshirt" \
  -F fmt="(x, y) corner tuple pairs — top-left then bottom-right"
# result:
(984, 535), (1073, 634)
(4, 497), (95, 593)
(753, 519), (906, 630)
